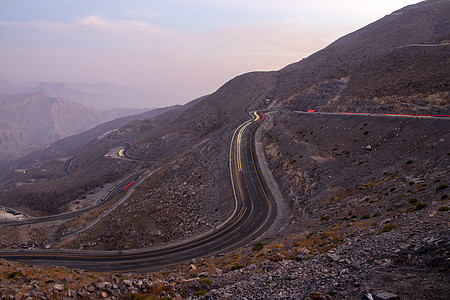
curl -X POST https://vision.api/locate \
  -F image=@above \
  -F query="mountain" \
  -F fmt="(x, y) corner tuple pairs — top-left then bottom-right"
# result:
(0, 1), (449, 299)
(8, 104), (180, 172)
(0, 93), (147, 164)
(0, 80), (183, 109)
(272, 0), (450, 114)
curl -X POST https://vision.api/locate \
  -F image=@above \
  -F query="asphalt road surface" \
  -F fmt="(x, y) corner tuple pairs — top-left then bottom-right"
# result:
(0, 112), (278, 272)
(0, 171), (145, 227)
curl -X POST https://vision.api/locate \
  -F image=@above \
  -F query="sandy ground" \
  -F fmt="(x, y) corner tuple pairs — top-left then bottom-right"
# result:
(66, 179), (123, 212)
(0, 209), (27, 221)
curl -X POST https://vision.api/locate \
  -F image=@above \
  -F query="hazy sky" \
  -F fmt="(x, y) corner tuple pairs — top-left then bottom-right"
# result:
(0, 0), (422, 107)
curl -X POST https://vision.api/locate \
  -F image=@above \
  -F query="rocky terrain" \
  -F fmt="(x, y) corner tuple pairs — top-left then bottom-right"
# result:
(271, 0), (449, 115)
(0, 1), (449, 299)
(1, 211), (448, 299)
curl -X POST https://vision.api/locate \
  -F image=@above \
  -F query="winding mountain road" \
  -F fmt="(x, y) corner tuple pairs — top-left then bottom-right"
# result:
(0, 112), (279, 272)
(0, 171), (145, 226)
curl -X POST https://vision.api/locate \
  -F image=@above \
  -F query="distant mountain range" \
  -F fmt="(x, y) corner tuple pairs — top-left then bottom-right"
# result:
(0, 93), (149, 164)
(0, 80), (182, 110)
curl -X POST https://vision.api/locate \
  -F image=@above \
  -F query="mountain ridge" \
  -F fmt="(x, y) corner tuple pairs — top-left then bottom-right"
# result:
(0, 92), (148, 164)
(0, 79), (183, 109)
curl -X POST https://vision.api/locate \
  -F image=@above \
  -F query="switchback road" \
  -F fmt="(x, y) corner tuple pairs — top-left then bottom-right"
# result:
(0, 111), (278, 272)
(0, 171), (145, 226)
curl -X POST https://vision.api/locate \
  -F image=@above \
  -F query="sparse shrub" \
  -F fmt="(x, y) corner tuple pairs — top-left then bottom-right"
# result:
(230, 264), (245, 271)
(44, 280), (55, 284)
(441, 194), (448, 200)
(378, 223), (398, 234)
(372, 213), (381, 217)
(438, 206), (449, 211)
(409, 181), (415, 185)
(252, 242), (268, 251)
(131, 294), (162, 300)
(390, 187), (396, 192)
(199, 277), (212, 285)
(358, 161), (364, 165)
(406, 160), (414, 164)
(415, 202), (428, 210)
(363, 131), (369, 135)
(331, 238), (343, 245)
(436, 184), (448, 192)
(408, 198), (418, 204)
(7, 271), (23, 279)
(194, 291), (207, 297)
(407, 202), (428, 212)
(361, 214), (371, 220)
(318, 241), (328, 247)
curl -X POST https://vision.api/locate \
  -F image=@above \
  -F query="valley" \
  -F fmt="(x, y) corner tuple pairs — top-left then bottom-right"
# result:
(0, 111), (280, 272)
(0, 1), (449, 299)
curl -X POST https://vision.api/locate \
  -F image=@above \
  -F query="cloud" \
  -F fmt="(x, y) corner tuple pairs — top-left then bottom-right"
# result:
(0, 15), (167, 37)
(0, 11), (358, 105)
(77, 15), (166, 36)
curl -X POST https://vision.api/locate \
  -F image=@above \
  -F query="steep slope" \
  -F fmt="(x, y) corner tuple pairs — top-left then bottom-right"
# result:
(271, 0), (450, 113)
(0, 93), (148, 165)
(0, 120), (33, 162)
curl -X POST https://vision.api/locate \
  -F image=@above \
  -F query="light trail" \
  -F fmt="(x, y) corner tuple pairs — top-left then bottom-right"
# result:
(253, 111), (260, 121)
(122, 181), (135, 190)
(236, 121), (252, 172)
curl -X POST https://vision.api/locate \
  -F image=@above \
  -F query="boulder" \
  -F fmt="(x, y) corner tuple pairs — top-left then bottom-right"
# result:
(326, 253), (341, 262)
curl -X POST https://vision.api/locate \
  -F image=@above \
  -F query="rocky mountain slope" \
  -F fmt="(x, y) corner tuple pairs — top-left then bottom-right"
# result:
(0, 1), (449, 299)
(271, 0), (450, 114)
(0, 93), (147, 165)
